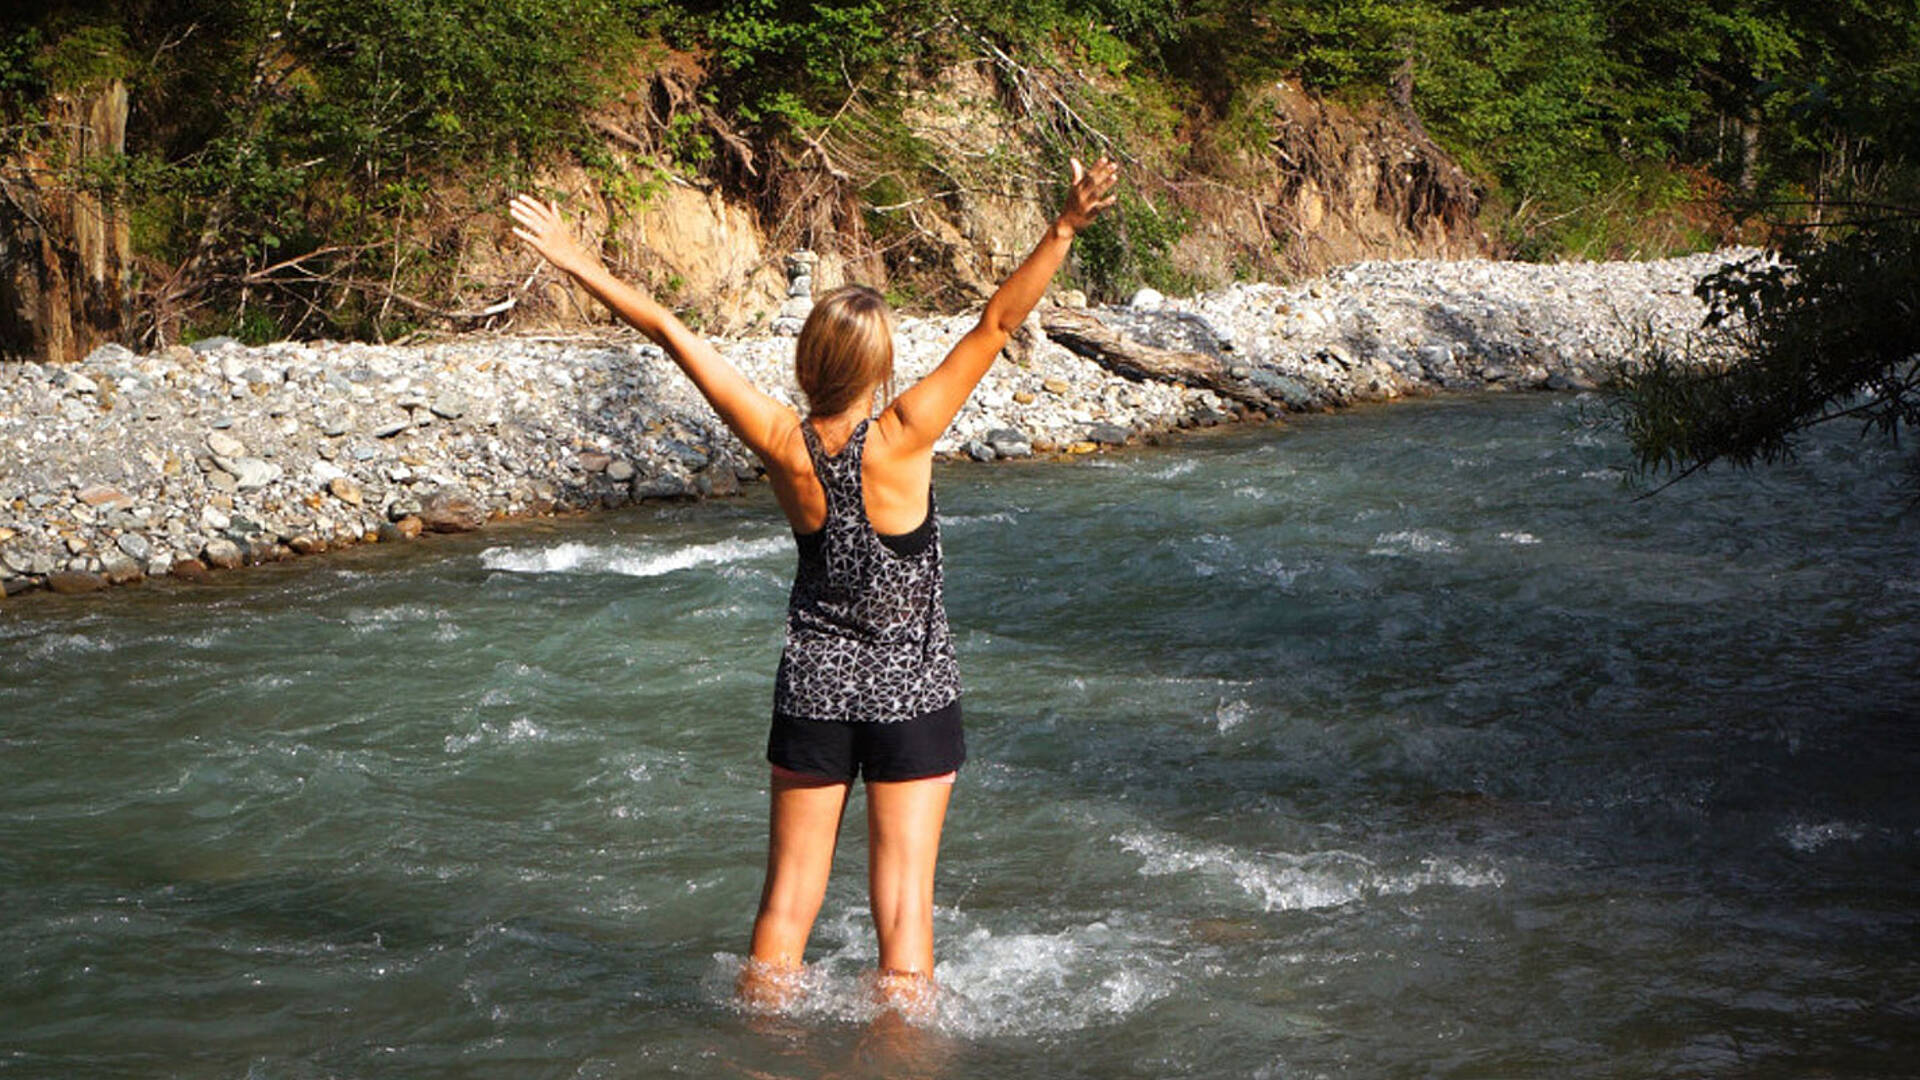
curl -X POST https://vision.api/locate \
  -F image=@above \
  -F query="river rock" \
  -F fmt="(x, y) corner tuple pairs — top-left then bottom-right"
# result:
(986, 428), (1033, 458)
(606, 459), (635, 482)
(329, 476), (364, 505)
(634, 473), (689, 500)
(169, 557), (211, 581)
(76, 484), (133, 509)
(417, 486), (487, 532)
(965, 440), (997, 462)
(579, 451), (612, 473)
(115, 533), (151, 561)
(1130, 287), (1166, 311)
(218, 457), (282, 490)
(206, 431), (247, 458)
(202, 538), (243, 570)
(1088, 423), (1132, 446)
(48, 570), (108, 594)
(100, 553), (144, 584)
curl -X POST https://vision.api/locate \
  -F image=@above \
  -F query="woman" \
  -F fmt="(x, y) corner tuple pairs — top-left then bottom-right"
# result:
(509, 155), (1118, 1009)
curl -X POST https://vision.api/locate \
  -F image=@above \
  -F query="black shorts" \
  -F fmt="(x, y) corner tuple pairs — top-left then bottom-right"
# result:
(767, 698), (965, 783)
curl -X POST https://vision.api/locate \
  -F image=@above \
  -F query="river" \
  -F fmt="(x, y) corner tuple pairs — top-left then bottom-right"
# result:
(4, 393), (1916, 1077)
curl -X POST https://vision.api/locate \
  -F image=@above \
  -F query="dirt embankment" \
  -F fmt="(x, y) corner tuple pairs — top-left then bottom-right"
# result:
(495, 58), (1493, 335)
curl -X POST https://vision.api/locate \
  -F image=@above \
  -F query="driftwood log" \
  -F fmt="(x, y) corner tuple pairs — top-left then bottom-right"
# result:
(1039, 306), (1278, 411)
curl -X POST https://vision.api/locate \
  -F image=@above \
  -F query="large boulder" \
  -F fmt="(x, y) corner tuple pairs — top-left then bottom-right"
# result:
(417, 486), (488, 532)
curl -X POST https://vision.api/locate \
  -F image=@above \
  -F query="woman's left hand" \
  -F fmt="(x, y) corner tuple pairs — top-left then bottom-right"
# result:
(1060, 155), (1120, 233)
(509, 194), (598, 277)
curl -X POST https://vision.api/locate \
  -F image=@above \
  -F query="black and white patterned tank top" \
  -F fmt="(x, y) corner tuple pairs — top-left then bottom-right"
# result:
(772, 418), (961, 723)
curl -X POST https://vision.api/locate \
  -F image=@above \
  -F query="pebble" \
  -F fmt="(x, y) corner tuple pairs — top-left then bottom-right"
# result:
(329, 477), (364, 506)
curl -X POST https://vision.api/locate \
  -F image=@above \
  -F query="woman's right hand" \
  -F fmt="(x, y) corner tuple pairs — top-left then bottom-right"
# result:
(1059, 155), (1120, 233)
(509, 193), (599, 278)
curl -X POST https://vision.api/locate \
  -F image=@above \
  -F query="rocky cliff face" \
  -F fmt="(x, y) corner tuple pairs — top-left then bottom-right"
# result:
(0, 80), (133, 363)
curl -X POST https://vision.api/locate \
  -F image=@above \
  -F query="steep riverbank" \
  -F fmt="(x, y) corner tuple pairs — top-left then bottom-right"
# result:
(0, 250), (1750, 599)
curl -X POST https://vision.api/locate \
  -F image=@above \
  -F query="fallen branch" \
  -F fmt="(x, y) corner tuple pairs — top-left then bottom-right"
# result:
(1040, 307), (1276, 411)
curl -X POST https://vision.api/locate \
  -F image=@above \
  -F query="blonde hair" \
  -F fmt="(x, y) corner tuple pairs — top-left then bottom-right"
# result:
(794, 284), (895, 417)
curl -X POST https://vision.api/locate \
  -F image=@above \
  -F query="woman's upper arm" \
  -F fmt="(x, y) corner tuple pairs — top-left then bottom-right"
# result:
(883, 320), (1008, 450)
(655, 320), (798, 461)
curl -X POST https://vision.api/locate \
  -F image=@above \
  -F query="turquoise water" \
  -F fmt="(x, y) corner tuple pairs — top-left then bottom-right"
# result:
(4, 393), (1918, 1078)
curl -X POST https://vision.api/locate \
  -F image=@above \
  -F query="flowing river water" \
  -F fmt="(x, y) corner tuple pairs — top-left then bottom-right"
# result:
(4, 393), (1917, 1078)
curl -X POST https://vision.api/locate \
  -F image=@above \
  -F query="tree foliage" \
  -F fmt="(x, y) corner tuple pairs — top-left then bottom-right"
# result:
(1609, 214), (1920, 484)
(2, 0), (1916, 342)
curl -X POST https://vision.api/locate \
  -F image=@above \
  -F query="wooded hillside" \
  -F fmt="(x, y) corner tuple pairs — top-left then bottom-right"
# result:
(4, 1), (1914, 360)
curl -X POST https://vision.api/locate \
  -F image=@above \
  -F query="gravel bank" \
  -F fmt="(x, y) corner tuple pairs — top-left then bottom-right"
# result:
(0, 249), (1752, 598)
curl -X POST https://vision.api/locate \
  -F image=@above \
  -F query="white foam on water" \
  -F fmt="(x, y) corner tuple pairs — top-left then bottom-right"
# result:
(478, 535), (787, 578)
(939, 510), (1019, 527)
(1368, 529), (1458, 556)
(23, 631), (117, 659)
(1145, 459), (1198, 480)
(1214, 698), (1253, 734)
(1780, 820), (1865, 853)
(1498, 530), (1541, 545)
(444, 717), (551, 754)
(704, 907), (1176, 1037)
(1115, 827), (1503, 912)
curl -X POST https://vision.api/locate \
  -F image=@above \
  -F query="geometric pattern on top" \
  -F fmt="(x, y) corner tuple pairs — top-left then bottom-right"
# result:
(772, 418), (962, 723)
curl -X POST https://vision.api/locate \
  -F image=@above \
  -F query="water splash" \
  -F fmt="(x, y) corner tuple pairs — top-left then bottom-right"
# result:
(1115, 827), (1503, 912)
(478, 535), (787, 578)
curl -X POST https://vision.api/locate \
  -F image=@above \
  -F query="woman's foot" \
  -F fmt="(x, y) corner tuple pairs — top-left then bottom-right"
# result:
(736, 957), (805, 1012)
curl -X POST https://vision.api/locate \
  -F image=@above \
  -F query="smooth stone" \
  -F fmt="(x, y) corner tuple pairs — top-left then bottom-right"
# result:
(606, 459), (635, 482)
(201, 505), (232, 531)
(429, 396), (466, 420)
(986, 428), (1033, 458)
(101, 553), (144, 584)
(202, 538), (243, 570)
(1087, 423), (1131, 446)
(207, 470), (238, 493)
(579, 451), (612, 473)
(417, 486), (487, 532)
(288, 535), (326, 555)
(76, 484), (132, 508)
(169, 557), (211, 581)
(697, 466), (741, 498)
(220, 456), (282, 490)
(190, 335), (240, 353)
(633, 473), (688, 500)
(1130, 287), (1166, 311)
(84, 343), (136, 365)
(48, 570), (109, 594)
(370, 414), (411, 438)
(115, 533), (151, 560)
(376, 515), (424, 541)
(329, 476), (364, 505)
(387, 498), (421, 521)
(1042, 377), (1070, 395)
(1012, 390), (1036, 404)
(965, 440), (997, 462)
(145, 553), (174, 577)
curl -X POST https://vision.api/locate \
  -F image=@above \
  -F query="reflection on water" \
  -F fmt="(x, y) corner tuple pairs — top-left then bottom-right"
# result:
(3, 393), (1917, 1077)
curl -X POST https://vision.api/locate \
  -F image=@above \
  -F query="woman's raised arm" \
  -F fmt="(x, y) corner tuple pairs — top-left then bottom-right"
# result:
(508, 194), (796, 461)
(880, 156), (1119, 452)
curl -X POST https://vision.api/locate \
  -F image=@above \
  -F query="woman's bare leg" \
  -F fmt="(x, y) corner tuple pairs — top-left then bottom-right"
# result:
(865, 776), (954, 1007)
(740, 770), (851, 1008)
